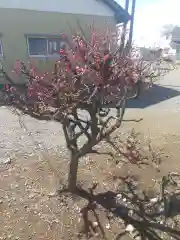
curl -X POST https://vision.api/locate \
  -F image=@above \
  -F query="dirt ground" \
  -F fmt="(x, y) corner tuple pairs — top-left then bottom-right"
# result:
(1, 68), (180, 240)
(1, 110), (180, 240)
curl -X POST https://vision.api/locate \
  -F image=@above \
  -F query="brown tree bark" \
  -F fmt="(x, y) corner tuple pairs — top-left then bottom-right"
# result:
(63, 118), (79, 192)
(68, 149), (79, 192)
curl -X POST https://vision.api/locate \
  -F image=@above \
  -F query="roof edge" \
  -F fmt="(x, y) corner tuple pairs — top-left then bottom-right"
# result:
(102, 0), (131, 23)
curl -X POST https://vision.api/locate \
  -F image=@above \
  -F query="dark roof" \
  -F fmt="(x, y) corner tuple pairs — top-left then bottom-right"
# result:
(102, 0), (131, 24)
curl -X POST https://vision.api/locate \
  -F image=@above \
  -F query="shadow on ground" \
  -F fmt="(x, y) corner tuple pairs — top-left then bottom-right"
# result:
(127, 84), (180, 109)
(61, 176), (180, 240)
(158, 84), (180, 89)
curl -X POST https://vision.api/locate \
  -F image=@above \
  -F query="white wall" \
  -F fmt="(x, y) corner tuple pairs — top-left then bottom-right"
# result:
(0, 0), (114, 16)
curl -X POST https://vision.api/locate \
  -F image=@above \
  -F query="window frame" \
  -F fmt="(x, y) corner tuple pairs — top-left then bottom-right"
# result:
(26, 36), (48, 58)
(26, 35), (65, 58)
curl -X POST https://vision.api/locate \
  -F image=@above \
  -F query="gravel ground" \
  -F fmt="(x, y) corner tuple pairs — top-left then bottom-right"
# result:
(1, 69), (180, 240)
(0, 67), (180, 162)
(0, 106), (131, 163)
(0, 106), (68, 161)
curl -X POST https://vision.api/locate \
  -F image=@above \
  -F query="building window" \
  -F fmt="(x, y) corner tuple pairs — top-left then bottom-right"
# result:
(27, 36), (67, 57)
(0, 39), (3, 57)
(28, 37), (47, 56)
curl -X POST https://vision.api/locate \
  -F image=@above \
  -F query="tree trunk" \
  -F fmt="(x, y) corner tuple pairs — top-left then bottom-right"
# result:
(68, 150), (79, 192)
(62, 118), (79, 192)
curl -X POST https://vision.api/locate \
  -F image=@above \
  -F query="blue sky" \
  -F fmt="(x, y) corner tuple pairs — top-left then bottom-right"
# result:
(117, 0), (157, 8)
(117, 0), (180, 47)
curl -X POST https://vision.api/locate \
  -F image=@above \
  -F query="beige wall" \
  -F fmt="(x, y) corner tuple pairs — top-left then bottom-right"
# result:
(0, 0), (114, 17)
(0, 8), (116, 82)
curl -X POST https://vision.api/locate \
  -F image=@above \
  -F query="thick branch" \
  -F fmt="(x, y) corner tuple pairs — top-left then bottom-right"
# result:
(71, 114), (91, 141)
(78, 97), (126, 158)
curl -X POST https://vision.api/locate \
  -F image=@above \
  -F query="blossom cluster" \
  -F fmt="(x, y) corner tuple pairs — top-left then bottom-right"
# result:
(8, 31), (147, 114)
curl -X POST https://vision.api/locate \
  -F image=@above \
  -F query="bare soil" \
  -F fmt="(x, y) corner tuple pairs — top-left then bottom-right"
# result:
(1, 111), (180, 240)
